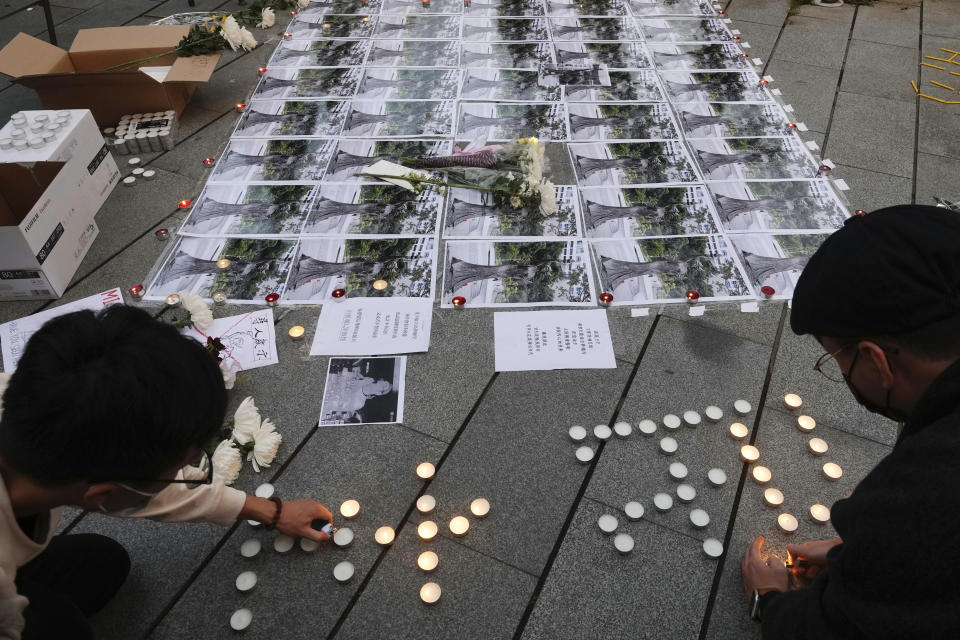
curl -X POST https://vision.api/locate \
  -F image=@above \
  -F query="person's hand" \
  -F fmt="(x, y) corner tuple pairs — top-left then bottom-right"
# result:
(276, 499), (335, 542)
(742, 536), (789, 596)
(786, 537), (842, 581)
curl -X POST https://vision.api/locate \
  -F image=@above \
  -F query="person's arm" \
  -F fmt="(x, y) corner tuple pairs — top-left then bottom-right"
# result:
(758, 581), (836, 639)
(0, 566), (27, 640)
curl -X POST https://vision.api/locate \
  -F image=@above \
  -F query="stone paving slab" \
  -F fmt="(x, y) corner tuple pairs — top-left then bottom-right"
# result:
(724, 0), (790, 28)
(827, 92), (916, 178)
(923, 0), (960, 39)
(840, 39), (920, 103)
(830, 164), (914, 213)
(916, 152), (960, 205)
(917, 102), (960, 160)
(772, 15), (852, 71)
(852, 0), (921, 48)
(763, 59), (841, 133)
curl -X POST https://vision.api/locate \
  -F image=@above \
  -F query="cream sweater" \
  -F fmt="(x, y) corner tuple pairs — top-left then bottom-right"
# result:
(0, 373), (247, 639)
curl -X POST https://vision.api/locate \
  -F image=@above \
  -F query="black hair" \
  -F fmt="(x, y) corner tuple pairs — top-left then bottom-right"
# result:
(0, 305), (226, 485)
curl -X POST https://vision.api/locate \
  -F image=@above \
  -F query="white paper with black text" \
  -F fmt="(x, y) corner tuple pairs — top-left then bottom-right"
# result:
(310, 298), (432, 356)
(493, 309), (616, 371)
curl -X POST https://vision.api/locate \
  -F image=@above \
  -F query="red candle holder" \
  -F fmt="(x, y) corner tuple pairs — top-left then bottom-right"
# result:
(854, 209), (867, 216)
(451, 295), (466, 309)
(178, 199), (192, 208)
(257, 67), (267, 74)
(817, 164), (831, 175)
(283, 32), (292, 38)
(235, 103), (246, 111)
(718, 9), (726, 15)
(685, 290), (700, 304)
(786, 122), (797, 129)
(155, 228), (170, 241)
(759, 78), (769, 85)
(128, 284), (145, 299)
(598, 292), (614, 307)
(201, 157), (215, 166)
(740, 53), (749, 58)
(732, 35), (741, 41)
(331, 288), (347, 299)
(760, 285), (775, 299)
(265, 292), (280, 307)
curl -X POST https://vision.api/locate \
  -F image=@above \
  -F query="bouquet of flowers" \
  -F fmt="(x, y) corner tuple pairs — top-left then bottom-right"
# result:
(363, 138), (558, 215)
(211, 397), (283, 484)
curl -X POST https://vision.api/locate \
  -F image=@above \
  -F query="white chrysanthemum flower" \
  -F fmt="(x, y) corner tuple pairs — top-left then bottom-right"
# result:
(538, 180), (558, 214)
(179, 292), (213, 331)
(258, 8), (275, 28)
(220, 360), (239, 390)
(232, 396), (261, 445)
(510, 195), (523, 208)
(239, 26), (259, 51)
(212, 439), (242, 485)
(220, 15), (244, 51)
(298, 0), (311, 7)
(251, 418), (282, 469)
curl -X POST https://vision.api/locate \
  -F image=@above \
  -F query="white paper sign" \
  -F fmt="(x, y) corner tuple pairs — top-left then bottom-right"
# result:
(182, 309), (278, 371)
(494, 310), (617, 371)
(310, 299), (432, 356)
(1, 288), (123, 372)
(631, 307), (650, 317)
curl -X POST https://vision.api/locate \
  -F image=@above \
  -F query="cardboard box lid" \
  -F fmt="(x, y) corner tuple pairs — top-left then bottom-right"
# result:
(0, 33), (74, 78)
(70, 25), (190, 55)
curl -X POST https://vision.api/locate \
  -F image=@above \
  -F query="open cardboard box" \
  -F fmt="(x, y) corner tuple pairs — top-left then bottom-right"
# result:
(0, 26), (221, 125)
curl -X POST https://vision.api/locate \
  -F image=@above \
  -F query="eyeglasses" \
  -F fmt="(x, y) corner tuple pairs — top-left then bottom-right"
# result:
(813, 346), (850, 382)
(98, 449), (214, 490)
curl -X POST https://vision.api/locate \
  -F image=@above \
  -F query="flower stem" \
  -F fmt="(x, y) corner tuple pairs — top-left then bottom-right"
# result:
(359, 172), (497, 193)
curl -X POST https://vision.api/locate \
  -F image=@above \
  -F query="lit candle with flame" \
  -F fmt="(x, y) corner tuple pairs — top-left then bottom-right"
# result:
(417, 521), (438, 541)
(449, 516), (469, 537)
(420, 582), (441, 604)
(416, 462), (435, 479)
(470, 498), (490, 518)
(417, 551), (439, 572)
(340, 499), (360, 519)
(374, 526), (395, 546)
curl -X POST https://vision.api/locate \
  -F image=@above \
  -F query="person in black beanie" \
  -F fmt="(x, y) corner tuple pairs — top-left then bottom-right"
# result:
(739, 204), (960, 639)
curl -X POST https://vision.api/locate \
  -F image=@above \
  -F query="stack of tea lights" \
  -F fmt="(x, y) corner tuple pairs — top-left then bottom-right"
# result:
(0, 110), (73, 152)
(105, 110), (177, 155)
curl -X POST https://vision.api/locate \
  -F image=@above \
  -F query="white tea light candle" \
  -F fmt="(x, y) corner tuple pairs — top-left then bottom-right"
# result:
(689, 509), (710, 529)
(763, 488), (784, 507)
(810, 504), (831, 524)
(254, 483), (274, 499)
(340, 499), (360, 519)
(662, 414), (681, 430)
(288, 325), (306, 341)
(420, 582), (442, 605)
(705, 405), (723, 422)
(417, 551), (439, 572)
(740, 445), (760, 463)
(823, 462), (843, 480)
(734, 400), (752, 416)
(777, 513), (799, 533)
(333, 527), (354, 548)
(593, 424), (612, 440)
(235, 571), (258, 592)
(613, 421), (633, 438)
(575, 446), (594, 464)
(808, 437), (829, 456)
(416, 462), (436, 479)
(653, 493), (673, 512)
(418, 521), (439, 541)
(659, 437), (678, 455)
(597, 514), (618, 534)
(300, 538), (318, 553)
(239, 539), (261, 558)
(568, 425), (587, 442)
(707, 468), (728, 487)
(614, 533), (634, 554)
(729, 422), (748, 440)
(784, 393), (803, 409)
(668, 462), (688, 480)
(470, 498), (490, 518)
(703, 538), (724, 558)
(797, 415), (816, 432)
(637, 419), (657, 436)
(230, 609), (253, 631)
(682, 410), (701, 427)
(273, 534), (294, 553)
(624, 501), (644, 521)
(417, 495), (436, 514)
(751, 465), (772, 484)
(333, 561), (355, 583)
(375, 526), (395, 546)
(449, 516), (470, 537)
(676, 484), (696, 503)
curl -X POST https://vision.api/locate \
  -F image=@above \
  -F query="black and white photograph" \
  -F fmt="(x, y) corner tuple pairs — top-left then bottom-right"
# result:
(458, 102), (568, 140)
(649, 43), (752, 71)
(443, 185), (580, 238)
(324, 139), (453, 180)
(285, 237), (436, 302)
(554, 41), (651, 69)
(580, 185), (719, 237)
(297, 0), (382, 17)
(728, 232), (831, 298)
(358, 69), (461, 100)
(211, 140), (335, 183)
(559, 69), (664, 102)
(638, 18), (734, 43)
(461, 69), (561, 102)
(569, 141), (698, 186)
(676, 102), (791, 138)
(464, 0), (545, 17)
(366, 39), (462, 67)
(180, 185), (316, 237)
(304, 183), (442, 236)
(461, 18), (549, 41)
(343, 101), (455, 137)
(146, 237), (297, 302)
(461, 42), (555, 69)
(689, 137), (819, 180)
(442, 240), (595, 306)
(591, 236), (751, 304)
(567, 102), (678, 140)
(271, 38), (371, 67)
(549, 18), (640, 41)
(286, 15), (378, 39)
(234, 101), (349, 139)
(628, 0), (713, 17)
(545, 0), (629, 17)
(708, 180), (849, 233)
(660, 70), (771, 103)
(319, 357), (406, 426)
(253, 68), (363, 100)
(374, 15), (462, 39)
(382, 0), (465, 15)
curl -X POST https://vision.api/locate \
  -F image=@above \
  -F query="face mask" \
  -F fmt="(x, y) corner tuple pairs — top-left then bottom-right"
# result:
(842, 352), (909, 423)
(97, 483), (161, 517)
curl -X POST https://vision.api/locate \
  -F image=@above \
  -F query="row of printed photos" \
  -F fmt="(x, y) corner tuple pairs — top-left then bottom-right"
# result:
(176, 180), (847, 240)
(251, 67), (775, 106)
(284, 15), (740, 43)
(437, 229), (828, 308)
(295, 0), (718, 19)
(145, 236), (440, 304)
(232, 98), (797, 142)
(269, 38), (756, 71)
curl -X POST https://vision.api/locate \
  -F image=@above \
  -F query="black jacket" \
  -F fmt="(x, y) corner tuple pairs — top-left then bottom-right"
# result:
(761, 360), (960, 639)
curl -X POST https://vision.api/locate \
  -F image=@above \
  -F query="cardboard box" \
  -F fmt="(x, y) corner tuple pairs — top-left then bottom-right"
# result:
(0, 110), (120, 300)
(0, 26), (221, 125)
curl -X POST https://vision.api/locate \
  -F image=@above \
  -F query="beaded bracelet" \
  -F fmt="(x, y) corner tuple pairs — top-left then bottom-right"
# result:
(265, 496), (282, 530)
